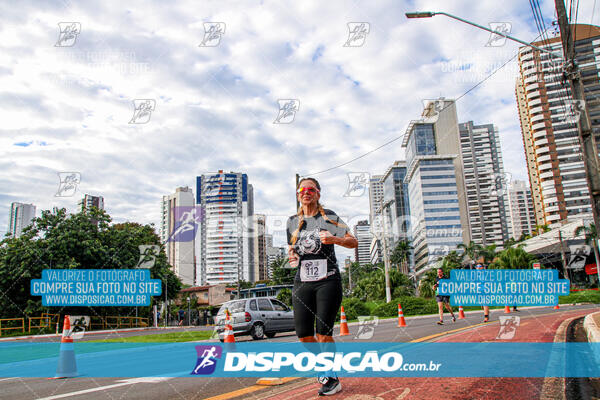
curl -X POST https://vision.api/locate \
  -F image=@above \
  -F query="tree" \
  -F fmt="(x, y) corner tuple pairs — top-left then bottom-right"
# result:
(0, 208), (181, 319)
(351, 269), (414, 301)
(442, 250), (463, 267)
(480, 244), (498, 265)
(575, 223), (599, 282)
(390, 240), (413, 274)
(270, 257), (295, 285)
(457, 241), (482, 263)
(533, 224), (550, 237)
(489, 246), (537, 269)
(276, 288), (292, 307)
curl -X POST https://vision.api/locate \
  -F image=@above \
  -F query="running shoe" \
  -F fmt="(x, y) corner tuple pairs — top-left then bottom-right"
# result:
(437, 320), (444, 325)
(452, 315), (456, 322)
(318, 377), (342, 396)
(484, 316), (489, 323)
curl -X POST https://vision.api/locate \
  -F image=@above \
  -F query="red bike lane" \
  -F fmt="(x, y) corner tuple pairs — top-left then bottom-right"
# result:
(254, 308), (595, 400)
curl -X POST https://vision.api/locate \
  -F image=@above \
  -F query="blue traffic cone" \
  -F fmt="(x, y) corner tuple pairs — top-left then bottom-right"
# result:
(53, 316), (77, 378)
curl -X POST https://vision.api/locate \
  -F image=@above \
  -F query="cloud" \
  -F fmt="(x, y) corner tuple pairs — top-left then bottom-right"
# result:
(2, 0), (598, 266)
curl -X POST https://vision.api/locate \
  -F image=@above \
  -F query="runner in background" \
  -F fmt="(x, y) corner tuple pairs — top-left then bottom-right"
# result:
(433, 268), (456, 325)
(476, 264), (490, 322)
(287, 177), (358, 396)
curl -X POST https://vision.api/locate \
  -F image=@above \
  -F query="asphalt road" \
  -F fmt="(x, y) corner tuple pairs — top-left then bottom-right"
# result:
(1, 304), (597, 400)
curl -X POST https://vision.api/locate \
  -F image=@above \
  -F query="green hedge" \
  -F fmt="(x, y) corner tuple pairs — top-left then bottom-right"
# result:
(337, 297), (370, 321)
(371, 297), (443, 318)
(335, 290), (600, 322)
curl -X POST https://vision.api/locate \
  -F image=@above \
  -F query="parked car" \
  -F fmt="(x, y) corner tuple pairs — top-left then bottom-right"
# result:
(215, 297), (295, 341)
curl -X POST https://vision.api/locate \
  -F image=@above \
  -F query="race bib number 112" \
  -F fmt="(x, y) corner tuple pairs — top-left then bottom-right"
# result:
(300, 259), (327, 282)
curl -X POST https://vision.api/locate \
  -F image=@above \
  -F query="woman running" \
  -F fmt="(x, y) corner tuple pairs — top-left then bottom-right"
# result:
(476, 263), (490, 322)
(287, 177), (358, 396)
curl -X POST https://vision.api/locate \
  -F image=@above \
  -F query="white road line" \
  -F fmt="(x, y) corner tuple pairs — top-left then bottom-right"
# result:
(36, 377), (169, 400)
(0, 377), (20, 382)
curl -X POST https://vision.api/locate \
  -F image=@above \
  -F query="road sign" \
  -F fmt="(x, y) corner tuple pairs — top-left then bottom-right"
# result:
(533, 263), (541, 270)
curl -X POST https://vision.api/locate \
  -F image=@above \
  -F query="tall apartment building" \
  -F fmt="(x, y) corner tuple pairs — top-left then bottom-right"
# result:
(79, 194), (104, 211)
(402, 99), (470, 278)
(381, 161), (411, 245)
(515, 24), (600, 225)
(160, 186), (196, 285)
(506, 180), (537, 239)
(368, 174), (385, 265)
(266, 233), (286, 279)
(458, 121), (509, 247)
(253, 214), (268, 282)
(196, 171), (254, 285)
(8, 202), (36, 237)
(369, 175), (384, 226)
(369, 238), (382, 265)
(353, 220), (372, 266)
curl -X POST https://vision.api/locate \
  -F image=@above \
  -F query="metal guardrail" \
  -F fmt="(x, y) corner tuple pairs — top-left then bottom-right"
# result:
(28, 316), (51, 332)
(0, 315), (150, 336)
(105, 316), (149, 329)
(0, 318), (25, 335)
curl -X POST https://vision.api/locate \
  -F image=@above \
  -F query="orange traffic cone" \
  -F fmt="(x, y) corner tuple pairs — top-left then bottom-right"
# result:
(223, 309), (235, 343)
(339, 306), (350, 336)
(397, 304), (407, 327)
(504, 306), (511, 314)
(458, 306), (466, 319)
(52, 315), (77, 379)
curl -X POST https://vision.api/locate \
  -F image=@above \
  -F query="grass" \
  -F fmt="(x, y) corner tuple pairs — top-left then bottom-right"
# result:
(90, 330), (215, 343)
(559, 289), (600, 304)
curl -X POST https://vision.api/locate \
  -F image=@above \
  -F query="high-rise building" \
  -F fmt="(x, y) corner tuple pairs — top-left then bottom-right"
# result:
(196, 171), (254, 285)
(265, 233), (286, 279)
(368, 175), (384, 226)
(506, 180), (537, 240)
(253, 214), (267, 282)
(458, 121), (509, 247)
(402, 98), (470, 278)
(79, 194), (104, 211)
(160, 186), (196, 285)
(8, 202), (36, 237)
(381, 161), (411, 246)
(515, 25), (600, 225)
(369, 237), (382, 265)
(353, 220), (372, 266)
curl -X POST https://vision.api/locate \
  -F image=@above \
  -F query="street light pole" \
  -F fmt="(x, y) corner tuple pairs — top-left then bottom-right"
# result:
(405, 11), (561, 57)
(372, 200), (393, 303)
(405, 8), (600, 250)
(554, 0), (600, 249)
(187, 296), (191, 326)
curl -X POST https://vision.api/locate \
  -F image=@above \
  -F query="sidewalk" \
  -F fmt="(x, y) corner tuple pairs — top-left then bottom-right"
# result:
(242, 308), (596, 400)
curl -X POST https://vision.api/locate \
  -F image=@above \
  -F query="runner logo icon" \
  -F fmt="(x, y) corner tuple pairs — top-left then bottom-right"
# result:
(191, 345), (223, 375)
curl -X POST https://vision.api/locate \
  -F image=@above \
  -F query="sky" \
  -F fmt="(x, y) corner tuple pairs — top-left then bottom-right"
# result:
(2, 0), (598, 263)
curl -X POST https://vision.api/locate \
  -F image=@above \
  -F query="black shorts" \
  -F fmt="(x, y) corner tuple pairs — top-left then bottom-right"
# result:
(436, 295), (450, 303)
(292, 278), (343, 337)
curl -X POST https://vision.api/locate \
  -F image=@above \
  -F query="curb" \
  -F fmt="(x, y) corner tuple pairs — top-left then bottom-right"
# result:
(582, 311), (600, 367)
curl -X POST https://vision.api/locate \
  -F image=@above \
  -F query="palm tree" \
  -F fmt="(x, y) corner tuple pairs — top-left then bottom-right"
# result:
(457, 241), (482, 264)
(442, 250), (463, 267)
(490, 247), (537, 269)
(533, 224), (550, 237)
(390, 240), (413, 274)
(575, 223), (599, 282)
(480, 244), (498, 265)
